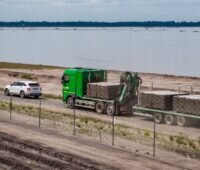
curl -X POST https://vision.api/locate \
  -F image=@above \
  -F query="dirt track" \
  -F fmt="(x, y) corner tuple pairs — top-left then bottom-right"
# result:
(0, 131), (114, 170)
(0, 119), (199, 170)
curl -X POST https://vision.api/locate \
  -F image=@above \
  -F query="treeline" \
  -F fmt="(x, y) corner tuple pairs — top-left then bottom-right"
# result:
(0, 21), (200, 27)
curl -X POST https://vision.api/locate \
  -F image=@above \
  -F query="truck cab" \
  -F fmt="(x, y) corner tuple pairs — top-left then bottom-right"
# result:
(62, 68), (106, 106)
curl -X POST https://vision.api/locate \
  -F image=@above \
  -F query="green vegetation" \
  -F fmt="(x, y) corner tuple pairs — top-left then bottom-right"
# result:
(0, 62), (64, 70)
(0, 99), (200, 158)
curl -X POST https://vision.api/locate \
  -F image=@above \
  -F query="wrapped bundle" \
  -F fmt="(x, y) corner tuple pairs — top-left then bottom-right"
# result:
(140, 91), (182, 110)
(87, 82), (121, 100)
(87, 83), (98, 98)
(96, 82), (121, 100)
(173, 95), (200, 115)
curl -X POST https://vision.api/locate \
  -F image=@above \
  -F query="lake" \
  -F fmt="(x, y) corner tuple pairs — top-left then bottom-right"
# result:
(0, 27), (200, 77)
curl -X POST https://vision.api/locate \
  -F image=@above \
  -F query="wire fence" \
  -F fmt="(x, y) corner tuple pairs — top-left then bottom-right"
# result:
(0, 94), (200, 160)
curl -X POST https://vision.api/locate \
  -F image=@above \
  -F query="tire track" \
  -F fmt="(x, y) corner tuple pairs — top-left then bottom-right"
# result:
(0, 132), (115, 170)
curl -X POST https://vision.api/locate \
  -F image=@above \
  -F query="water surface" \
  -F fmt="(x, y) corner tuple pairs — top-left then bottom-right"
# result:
(0, 27), (200, 76)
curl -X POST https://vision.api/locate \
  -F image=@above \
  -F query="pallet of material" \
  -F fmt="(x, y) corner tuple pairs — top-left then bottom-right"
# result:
(173, 95), (200, 116)
(87, 83), (98, 98)
(97, 82), (121, 100)
(140, 91), (184, 110)
(87, 82), (121, 100)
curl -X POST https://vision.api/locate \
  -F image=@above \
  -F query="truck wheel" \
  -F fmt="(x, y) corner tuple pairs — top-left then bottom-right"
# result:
(164, 115), (176, 125)
(67, 97), (74, 109)
(106, 103), (115, 116)
(96, 102), (105, 114)
(176, 116), (187, 127)
(4, 89), (10, 96)
(153, 113), (163, 123)
(20, 91), (25, 98)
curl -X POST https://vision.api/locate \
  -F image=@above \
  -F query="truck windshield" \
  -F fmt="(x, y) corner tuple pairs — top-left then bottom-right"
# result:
(29, 83), (39, 87)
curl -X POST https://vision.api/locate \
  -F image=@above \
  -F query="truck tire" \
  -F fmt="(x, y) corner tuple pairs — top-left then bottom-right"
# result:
(67, 97), (74, 109)
(4, 89), (10, 96)
(96, 102), (105, 114)
(176, 116), (187, 127)
(164, 115), (176, 125)
(20, 91), (25, 98)
(153, 113), (163, 124)
(106, 103), (115, 116)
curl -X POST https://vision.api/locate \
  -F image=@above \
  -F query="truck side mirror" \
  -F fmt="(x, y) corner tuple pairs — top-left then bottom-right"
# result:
(61, 75), (69, 83)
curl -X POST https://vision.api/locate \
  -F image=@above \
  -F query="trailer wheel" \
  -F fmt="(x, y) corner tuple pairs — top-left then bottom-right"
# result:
(67, 97), (74, 109)
(164, 115), (176, 125)
(106, 103), (115, 116)
(153, 113), (163, 123)
(96, 102), (105, 114)
(176, 116), (186, 127)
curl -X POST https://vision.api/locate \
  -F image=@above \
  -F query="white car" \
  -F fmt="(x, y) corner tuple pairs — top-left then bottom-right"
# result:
(4, 81), (42, 98)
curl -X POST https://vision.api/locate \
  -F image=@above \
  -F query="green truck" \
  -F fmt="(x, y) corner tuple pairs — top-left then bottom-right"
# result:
(62, 68), (141, 115)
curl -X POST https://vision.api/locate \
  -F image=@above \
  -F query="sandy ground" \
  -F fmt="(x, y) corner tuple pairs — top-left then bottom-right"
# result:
(0, 118), (199, 170)
(1, 68), (200, 96)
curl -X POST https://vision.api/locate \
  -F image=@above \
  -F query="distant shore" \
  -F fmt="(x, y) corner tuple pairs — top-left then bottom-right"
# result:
(1, 21), (200, 27)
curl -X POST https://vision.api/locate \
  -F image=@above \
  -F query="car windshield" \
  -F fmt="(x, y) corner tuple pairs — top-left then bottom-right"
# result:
(29, 83), (40, 87)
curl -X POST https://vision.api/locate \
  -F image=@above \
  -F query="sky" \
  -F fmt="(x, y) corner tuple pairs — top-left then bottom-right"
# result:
(0, 0), (200, 21)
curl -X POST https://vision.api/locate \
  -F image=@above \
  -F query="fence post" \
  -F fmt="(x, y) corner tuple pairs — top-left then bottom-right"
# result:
(191, 87), (193, 95)
(138, 84), (141, 106)
(112, 105), (116, 146)
(178, 87), (181, 95)
(151, 82), (154, 90)
(73, 106), (76, 136)
(9, 95), (12, 120)
(153, 114), (156, 157)
(39, 98), (41, 127)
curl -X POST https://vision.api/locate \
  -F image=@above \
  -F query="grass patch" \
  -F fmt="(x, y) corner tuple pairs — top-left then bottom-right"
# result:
(0, 62), (64, 70)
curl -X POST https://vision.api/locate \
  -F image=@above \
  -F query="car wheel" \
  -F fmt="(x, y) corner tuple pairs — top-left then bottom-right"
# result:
(4, 89), (10, 96)
(20, 91), (26, 98)
(34, 96), (39, 99)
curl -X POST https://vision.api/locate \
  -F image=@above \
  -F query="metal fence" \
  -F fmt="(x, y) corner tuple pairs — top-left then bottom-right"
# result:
(0, 89), (200, 160)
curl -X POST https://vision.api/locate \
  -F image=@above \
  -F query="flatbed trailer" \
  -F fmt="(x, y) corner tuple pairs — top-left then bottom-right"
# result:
(133, 106), (200, 127)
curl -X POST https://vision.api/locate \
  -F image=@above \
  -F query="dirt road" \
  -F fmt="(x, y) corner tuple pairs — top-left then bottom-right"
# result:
(0, 119), (199, 170)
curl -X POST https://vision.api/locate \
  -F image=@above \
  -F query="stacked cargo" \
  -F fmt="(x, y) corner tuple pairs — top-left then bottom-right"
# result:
(140, 91), (182, 110)
(173, 95), (200, 115)
(97, 82), (120, 100)
(87, 82), (121, 100)
(87, 83), (98, 98)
